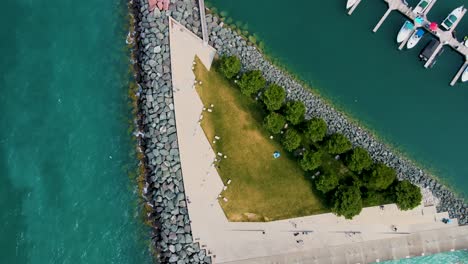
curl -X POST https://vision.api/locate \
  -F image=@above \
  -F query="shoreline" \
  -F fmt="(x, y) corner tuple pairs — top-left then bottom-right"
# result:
(126, 3), (158, 258)
(130, 0), (212, 263)
(204, 13), (467, 225)
(129, 0), (466, 261)
(205, 8), (467, 201)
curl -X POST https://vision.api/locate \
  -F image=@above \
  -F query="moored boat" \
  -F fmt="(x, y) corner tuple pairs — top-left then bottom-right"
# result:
(419, 39), (444, 68)
(462, 66), (468, 82)
(441, 6), (465, 30)
(346, 0), (359, 9)
(413, 0), (433, 14)
(397, 21), (414, 43)
(407, 29), (425, 49)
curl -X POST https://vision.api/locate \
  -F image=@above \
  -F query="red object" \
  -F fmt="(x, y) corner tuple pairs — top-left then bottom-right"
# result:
(149, 0), (170, 12)
(157, 1), (163, 10)
(163, 0), (169, 10)
(148, 0), (157, 11)
(430, 22), (438, 31)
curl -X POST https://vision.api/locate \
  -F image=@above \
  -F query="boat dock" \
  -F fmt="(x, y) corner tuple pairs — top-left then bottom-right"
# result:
(347, 0), (362, 15)
(397, 0), (437, 50)
(451, 61), (468, 86)
(348, 0), (468, 86)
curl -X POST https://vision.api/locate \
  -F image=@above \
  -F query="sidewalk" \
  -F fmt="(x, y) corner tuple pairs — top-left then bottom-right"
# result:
(168, 17), (468, 263)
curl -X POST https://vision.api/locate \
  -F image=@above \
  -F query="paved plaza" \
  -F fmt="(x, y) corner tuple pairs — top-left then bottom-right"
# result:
(168, 18), (468, 263)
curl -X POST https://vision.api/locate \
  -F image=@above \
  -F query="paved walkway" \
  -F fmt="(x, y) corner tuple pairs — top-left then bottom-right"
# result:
(168, 17), (468, 264)
(223, 226), (468, 264)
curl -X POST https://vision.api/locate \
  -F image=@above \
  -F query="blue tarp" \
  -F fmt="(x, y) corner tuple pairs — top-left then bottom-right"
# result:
(415, 16), (424, 24)
(405, 21), (414, 29)
(416, 29), (425, 37)
(273, 151), (281, 159)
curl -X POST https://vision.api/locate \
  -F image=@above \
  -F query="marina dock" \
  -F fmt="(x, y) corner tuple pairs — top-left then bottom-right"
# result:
(348, 0), (468, 86)
(347, 0), (362, 15)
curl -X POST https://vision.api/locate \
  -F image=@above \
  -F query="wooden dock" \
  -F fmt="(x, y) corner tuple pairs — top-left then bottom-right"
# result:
(347, 0), (362, 15)
(450, 61), (468, 86)
(423, 43), (443, 68)
(398, 28), (416, 50)
(373, 8), (393, 33)
(349, 0), (468, 85)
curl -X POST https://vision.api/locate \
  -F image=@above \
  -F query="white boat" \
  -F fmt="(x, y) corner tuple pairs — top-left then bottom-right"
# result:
(413, 0), (433, 14)
(462, 66), (468, 82)
(407, 29), (425, 49)
(346, 0), (358, 9)
(397, 21), (414, 43)
(441, 6), (465, 30)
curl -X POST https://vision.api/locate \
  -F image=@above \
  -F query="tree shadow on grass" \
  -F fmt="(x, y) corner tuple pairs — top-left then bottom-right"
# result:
(303, 170), (334, 211)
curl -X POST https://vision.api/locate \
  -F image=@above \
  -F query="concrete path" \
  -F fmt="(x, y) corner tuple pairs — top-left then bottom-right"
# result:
(168, 17), (468, 264)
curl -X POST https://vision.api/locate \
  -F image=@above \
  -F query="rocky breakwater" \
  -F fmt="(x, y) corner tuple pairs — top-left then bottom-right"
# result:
(132, 0), (211, 263)
(205, 14), (467, 225)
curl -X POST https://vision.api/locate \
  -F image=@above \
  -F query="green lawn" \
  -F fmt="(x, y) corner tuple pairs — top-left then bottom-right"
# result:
(194, 58), (328, 221)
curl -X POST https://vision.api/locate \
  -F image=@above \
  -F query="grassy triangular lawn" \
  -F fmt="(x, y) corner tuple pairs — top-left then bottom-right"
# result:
(194, 58), (327, 222)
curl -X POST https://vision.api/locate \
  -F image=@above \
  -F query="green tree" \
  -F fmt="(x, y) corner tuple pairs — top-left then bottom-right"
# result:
(395, 180), (422, 210)
(218, 55), (241, 79)
(300, 150), (322, 171)
(304, 118), (327, 143)
(331, 185), (363, 219)
(364, 163), (396, 190)
(263, 112), (285, 134)
(284, 101), (306, 125)
(237, 70), (266, 96)
(262, 84), (286, 111)
(325, 134), (352, 155)
(315, 172), (339, 193)
(282, 128), (302, 152)
(346, 147), (373, 173)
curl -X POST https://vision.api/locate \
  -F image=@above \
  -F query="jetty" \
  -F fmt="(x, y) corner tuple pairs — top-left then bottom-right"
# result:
(348, 0), (468, 86)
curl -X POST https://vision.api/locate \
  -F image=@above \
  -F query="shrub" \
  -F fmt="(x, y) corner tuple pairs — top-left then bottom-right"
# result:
(363, 163), (396, 190)
(218, 55), (241, 79)
(331, 185), (363, 219)
(263, 112), (285, 134)
(262, 84), (286, 111)
(282, 128), (301, 152)
(364, 190), (394, 206)
(284, 101), (306, 125)
(248, 35), (257, 44)
(395, 180), (422, 210)
(325, 134), (352, 155)
(238, 70), (266, 96)
(315, 172), (339, 193)
(346, 147), (373, 173)
(300, 150), (322, 171)
(304, 118), (327, 143)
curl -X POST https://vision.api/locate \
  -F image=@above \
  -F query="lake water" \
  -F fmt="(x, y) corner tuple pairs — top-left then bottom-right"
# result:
(0, 0), (152, 263)
(379, 249), (468, 263)
(208, 0), (468, 199)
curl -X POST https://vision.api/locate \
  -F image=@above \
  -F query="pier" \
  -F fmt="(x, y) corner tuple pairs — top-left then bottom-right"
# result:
(450, 61), (468, 86)
(348, 0), (468, 86)
(347, 0), (362, 15)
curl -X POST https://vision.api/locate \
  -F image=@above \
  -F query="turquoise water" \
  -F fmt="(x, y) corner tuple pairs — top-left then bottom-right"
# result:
(378, 249), (468, 263)
(208, 0), (468, 199)
(0, 0), (152, 263)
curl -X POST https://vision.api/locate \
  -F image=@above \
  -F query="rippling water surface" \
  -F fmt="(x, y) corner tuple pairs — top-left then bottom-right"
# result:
(379, 249), (468, 263)
(208, 0), (468, 199)
(0, 0), (152, 263)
